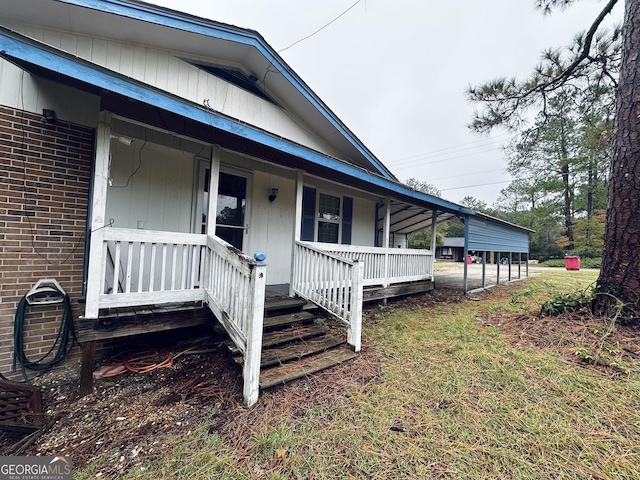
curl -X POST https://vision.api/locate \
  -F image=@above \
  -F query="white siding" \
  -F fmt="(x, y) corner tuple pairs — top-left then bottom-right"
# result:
(105, 140), (195, 233)
(2, 22), (343, 159)
(351, 196), (376, 247)
(0, 58), (100, 127)
(248, 171), (296, 285)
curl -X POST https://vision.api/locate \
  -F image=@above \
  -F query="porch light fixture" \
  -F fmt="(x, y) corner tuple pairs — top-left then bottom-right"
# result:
(110, 134), (133, 146)
(42, 109), (57, 123)
(269, 188), (279, 202)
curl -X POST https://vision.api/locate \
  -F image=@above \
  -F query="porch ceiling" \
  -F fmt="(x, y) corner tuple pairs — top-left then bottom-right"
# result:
(383, 200), (457, 236)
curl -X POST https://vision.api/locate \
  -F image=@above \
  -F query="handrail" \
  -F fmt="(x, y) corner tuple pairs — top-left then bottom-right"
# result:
(94, 228), (266, 407)
(202, 234), (266, 407)
(292, 241), (362, 352)
(302, 242), (434, 286)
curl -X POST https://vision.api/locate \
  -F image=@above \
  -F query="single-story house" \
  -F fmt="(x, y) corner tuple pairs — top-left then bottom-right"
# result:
(0, 0), (531, 407)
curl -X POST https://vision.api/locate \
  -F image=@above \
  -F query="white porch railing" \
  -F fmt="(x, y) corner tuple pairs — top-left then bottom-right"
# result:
(292, 241), (363, 352)
(96, 227), (265, 407)
(202, 235), (266, 406)
(300, 242), (434, 287)
(99, 227), (207, 308)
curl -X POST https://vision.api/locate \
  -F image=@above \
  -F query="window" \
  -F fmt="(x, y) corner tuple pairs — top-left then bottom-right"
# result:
(317, 193), (341, 243)
(301, 187), (353, 244)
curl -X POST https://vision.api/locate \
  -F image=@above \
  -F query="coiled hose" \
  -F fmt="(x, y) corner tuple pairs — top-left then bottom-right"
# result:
(12, 289), (80, 383)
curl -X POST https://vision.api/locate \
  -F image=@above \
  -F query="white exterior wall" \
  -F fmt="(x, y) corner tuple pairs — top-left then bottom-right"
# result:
(351, 196), (377, 247)
(2, 22), (342, 159)
(105, 140), (196, 233)
(0, 58), (100, 126)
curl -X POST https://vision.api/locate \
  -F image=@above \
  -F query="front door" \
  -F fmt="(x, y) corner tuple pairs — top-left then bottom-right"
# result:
(215, 171), (247, 250)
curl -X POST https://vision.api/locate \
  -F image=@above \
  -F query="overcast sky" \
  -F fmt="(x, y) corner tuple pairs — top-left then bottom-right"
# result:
(149, 0), (623, 206)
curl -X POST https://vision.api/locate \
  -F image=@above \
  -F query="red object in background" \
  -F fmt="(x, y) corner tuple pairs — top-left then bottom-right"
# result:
(565, 256), (580, 270)
(467, 255), (472, 265)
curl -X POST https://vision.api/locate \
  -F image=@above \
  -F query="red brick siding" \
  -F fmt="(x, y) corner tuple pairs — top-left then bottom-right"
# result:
(0, 105), (94, 379)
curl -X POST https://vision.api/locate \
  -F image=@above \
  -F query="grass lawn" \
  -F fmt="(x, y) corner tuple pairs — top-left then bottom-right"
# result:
(118, 269), (640, 479)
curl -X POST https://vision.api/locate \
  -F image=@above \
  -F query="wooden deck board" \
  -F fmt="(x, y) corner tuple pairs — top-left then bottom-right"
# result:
(233, 335), (343, 368)
(77, 308), (213, 342)
(225, 324), (327, 354)
(263, 311), (317, 330)
(259, 347), (357, 389)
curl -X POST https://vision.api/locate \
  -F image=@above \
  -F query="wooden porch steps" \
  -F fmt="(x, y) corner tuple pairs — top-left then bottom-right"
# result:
(263, 311), (317, 330)
(231, 334), (344, 368)
(224, 292), (357, 390)
(225, 324), (327, 355)
(259, 347), (357, 389)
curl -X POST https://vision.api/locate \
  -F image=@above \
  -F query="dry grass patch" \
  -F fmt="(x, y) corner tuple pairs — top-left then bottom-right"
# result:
(11, 269), (640, 479)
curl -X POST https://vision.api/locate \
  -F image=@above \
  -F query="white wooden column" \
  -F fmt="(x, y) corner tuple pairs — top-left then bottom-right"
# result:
(290, 171), (304, 296)
(347, 260), (364, 352)
(244, 260), (267, 407)
(206, 146), (221, 237)
(430, 210), (437, 281)
(382, 198), (391, 287)
(85, 112), (112, 319)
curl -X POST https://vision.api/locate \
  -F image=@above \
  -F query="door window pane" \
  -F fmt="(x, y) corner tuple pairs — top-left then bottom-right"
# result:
(216, 173), (246, 227)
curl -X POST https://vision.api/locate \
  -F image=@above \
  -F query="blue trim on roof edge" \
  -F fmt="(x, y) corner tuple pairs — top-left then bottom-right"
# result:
(0, 27), (472, 216)
(54, 0), (396, 181)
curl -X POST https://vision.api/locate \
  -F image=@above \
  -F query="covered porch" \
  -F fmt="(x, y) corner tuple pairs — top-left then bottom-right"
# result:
(83, 114), (453, 407)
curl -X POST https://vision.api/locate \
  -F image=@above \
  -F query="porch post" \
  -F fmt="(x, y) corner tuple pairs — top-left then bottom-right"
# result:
(508, 252), (512, 281)
(206, 146), (221, 237)
(244, 259), (267, 407)
(347, 260), (364, 352)
(290, 171), (304, 296)
(382, 198), (391, 287)
(430, 210), (437, 281)
(85, 112), (112, 319)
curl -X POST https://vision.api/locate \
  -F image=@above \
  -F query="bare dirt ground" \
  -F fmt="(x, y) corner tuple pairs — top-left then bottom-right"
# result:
(2, 285), (639, 478)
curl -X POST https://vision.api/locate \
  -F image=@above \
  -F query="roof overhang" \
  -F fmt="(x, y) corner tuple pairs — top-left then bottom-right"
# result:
(0, 0), (396, 179)
(0, 25), (474, 218)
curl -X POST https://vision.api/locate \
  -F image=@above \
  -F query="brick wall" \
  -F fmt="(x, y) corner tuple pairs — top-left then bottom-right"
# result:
(0, 105), (94, 380)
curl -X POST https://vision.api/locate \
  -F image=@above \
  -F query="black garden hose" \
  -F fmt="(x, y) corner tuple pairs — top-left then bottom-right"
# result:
(12, 289), (80, 384)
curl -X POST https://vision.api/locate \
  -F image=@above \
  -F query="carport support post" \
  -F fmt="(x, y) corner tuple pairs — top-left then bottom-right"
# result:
(463, 215), (469, 294)
(509, 252), (512, 281)
(518, 253), (522, 279)
(496, 252), (501, 285)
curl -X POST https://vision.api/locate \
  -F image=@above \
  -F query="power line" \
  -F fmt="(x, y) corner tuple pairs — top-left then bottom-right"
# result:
(390, 147), (504, 171)
(278, 0), (363, 53)
(440, 179), (512, 192)
(387, 132), (512, 164)
(428, 167), (506, 182)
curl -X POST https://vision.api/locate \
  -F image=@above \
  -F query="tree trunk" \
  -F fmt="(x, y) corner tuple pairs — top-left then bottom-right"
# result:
(594, 0), (640, 319)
